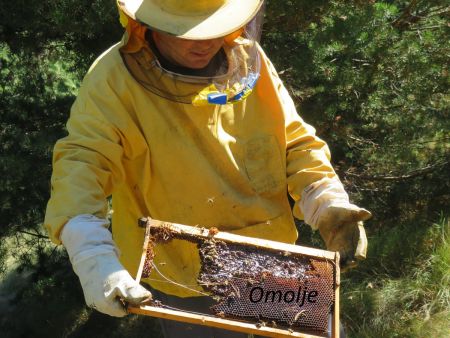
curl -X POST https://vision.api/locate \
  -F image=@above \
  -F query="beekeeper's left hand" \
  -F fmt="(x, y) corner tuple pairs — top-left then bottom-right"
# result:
(300, 178), (372, 271)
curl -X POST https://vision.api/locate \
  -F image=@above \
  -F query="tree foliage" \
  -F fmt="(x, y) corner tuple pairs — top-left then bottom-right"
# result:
(0, 0), (121, 238)
(263, 0), (449, 224)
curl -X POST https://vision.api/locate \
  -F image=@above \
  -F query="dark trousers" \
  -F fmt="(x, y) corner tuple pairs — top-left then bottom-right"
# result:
(151, 289), (346, 338)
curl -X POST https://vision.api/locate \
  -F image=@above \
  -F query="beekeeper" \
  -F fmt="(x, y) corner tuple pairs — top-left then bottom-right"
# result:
(45, 0), (371, 336)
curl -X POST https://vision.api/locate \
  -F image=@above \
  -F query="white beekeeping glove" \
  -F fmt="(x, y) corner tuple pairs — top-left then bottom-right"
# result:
(300, 177), (372, 271)
(60, 214), (152, 317)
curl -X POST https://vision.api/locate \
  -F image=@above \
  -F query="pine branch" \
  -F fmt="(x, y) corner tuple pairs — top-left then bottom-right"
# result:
(392, 0), (421, 29)
(17, 230), (49, 240)
(345, 161), (449, 182)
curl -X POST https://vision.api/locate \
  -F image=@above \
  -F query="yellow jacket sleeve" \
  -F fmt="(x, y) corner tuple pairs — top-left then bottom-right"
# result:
(44, 74), (127, 244)
(238, 47), (338, 222)
(265, 61), (337, 221)
(286, 110), (337, 220)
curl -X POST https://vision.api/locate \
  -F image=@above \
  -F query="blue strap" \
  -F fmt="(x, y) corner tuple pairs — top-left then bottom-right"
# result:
(207, 93), (228, 105)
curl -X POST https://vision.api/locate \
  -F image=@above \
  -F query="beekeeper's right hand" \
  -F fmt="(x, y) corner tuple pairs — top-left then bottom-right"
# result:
(60, 215), (152, 317)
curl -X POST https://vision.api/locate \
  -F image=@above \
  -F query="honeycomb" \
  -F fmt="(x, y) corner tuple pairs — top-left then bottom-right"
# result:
(198, 240), (334, 334)
(140, 223), (336, 335)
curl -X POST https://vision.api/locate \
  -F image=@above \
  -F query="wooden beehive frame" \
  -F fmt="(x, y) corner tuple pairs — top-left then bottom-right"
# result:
(128, 218), (340, 338)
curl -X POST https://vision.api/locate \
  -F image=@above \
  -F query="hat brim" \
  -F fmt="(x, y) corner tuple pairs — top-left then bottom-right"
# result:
(119, 0), (264, 40)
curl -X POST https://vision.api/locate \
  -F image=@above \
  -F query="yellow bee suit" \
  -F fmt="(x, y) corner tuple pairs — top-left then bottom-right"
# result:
(44, 40), (337, 297)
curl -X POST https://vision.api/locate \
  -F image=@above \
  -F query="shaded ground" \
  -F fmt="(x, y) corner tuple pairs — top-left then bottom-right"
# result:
(0, 240), (163, 338)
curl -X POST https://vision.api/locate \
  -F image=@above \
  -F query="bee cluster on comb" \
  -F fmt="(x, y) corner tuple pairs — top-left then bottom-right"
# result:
(130, 218), (340, 338)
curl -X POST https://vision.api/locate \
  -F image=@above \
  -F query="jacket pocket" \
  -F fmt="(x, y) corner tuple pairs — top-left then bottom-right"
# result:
(244, 135), (285, 195)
